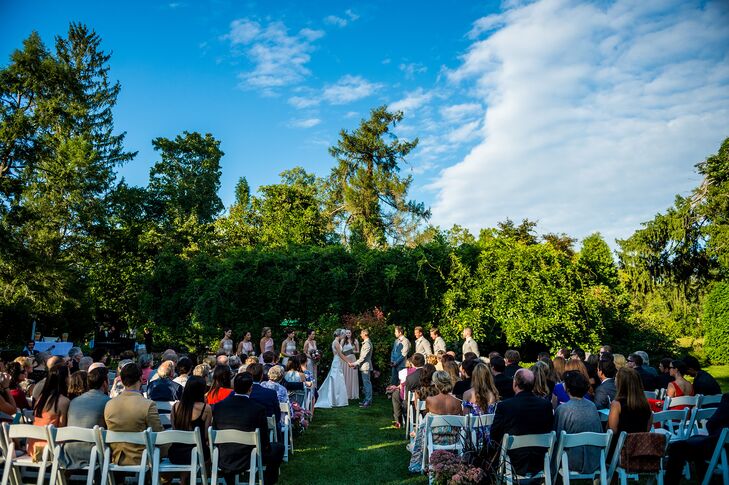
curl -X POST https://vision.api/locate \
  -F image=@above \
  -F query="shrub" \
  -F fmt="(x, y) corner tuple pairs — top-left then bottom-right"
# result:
(704, 282), (729, 364)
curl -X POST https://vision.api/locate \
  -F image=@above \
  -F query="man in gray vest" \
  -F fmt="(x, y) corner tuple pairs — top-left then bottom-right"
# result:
(461, 327), (479, 359)
(350, 329), (374, 407)
(414, 326), (432, 356)
(430, 328), (447, 354)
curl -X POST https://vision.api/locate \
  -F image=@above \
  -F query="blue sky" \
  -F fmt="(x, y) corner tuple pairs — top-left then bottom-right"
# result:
(2, 0), (728, 244)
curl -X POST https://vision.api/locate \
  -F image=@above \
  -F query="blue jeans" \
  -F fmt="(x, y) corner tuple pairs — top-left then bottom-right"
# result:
(361, 370), (372, 403)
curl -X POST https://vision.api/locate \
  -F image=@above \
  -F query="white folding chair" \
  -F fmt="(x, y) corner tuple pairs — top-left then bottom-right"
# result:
(208, 427), (263, 485)
(663, 395), (701, 411)
(607, 431), (668, 485)
(279, 402), (292, 462)
(266, 417), (277, 444)
(1, 423), (55, 485)
(404, 391), (414, 439)
(702, 427), (729, 485)
(644, 391), (657, 400)
(652, 409), (690, 441)
(468, 414), (494, 447)
(699, 394), (723, 408)
(48, 425), (104, 485)
(149, 428), (207, 485)
(153, 402), (175, 430)
(421, 414), (470, 482)
(688, 407), (718, 437)
(497, 431), (556, 485)
(99, 428), (152, 485)
(553, 430), (612, 485)
(413, 400), (427, 437)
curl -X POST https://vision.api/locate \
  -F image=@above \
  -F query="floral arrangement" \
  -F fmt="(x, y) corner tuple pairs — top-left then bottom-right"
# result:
(309, 349), (322, 362)
(290, 401), (312, 437)
(428, 450), (484, 485)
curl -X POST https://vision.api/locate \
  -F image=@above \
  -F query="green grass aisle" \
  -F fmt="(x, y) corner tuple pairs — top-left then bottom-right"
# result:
(279, 397), (427, 485)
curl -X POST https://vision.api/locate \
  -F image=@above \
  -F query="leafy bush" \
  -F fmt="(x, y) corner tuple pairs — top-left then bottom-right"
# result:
(704, 282), (729, 364)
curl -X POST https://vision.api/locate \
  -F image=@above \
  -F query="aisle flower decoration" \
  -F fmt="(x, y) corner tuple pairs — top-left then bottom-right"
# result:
(290, 401), (312, 437)
(428, 450), (484, 485)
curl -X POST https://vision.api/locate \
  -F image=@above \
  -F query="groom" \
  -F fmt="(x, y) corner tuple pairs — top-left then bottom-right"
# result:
(349, 329), (373, 407)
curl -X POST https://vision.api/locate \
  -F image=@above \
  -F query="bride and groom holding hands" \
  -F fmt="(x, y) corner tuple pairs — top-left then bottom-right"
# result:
(315, 328), (373, 409)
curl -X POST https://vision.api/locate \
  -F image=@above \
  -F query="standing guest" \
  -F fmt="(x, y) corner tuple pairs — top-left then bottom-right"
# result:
(391, 353), (424, 429)
(247, 363), (282, 427)
(212, 372), (284, 485)
(666, 360), (694, 400)
(553, 356), (566, 382)
(147, 360), (183, 401)
(67, 371), (88, 400)
(453, 358), (478, 399)
(664, 393), (729, 485)
(0, 371), (17, 416)
(237, 331), (255, 357)
(594, 359), (617, 410)
(554, 371), (603, 474)
(7, 362), (31, 410)
(139, 354), (154, 386)
(280, 329), (297, 367)
(168, 376), (212, 472)
(491, 356), (514, 399)
(414, 326), (433, 356)
(656, 358), (675, 390)
(607, 367), (652, 438)
(104, 363), (164, 466)
(461, 327), (479, 359)
(491, 369), (554, 476)
(143, 327), (154, 354)
(627, 353), (656, 392)
(206, 366), (233, 405)
(259, 327), (274, 363)
(303, 329), (318, 385)
(504, 350), (522, 379)
(341, 330), (359, 400)
(64, 366), (110, 469)
(174, 356), (193, 388)
(219, 329), (234, 356)
(29, 366), (70, 461)
(21, 340), (39, 357)
(430, 328), (447, 355)
(613, 353), (627, 370)
(684, 356), (722, 396)
(350, 329), (373, 407)
(390, 326), (411, 385)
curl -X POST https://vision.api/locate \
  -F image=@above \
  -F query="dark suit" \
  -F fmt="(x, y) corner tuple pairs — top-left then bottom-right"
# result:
(494, 373), (515, 399)
(391, 368), (422, 424)
(593, 378), (616, 410)
(504, 364), (522, 380)
(147, 377), (182, 402)
(490, 391), (554, 476)
(634, 366), (656, 392)
(212, 394), (284, 485)
(250, 383), (281, 426)
(453, 378), (471, 399)
(694, 371), (722, 396)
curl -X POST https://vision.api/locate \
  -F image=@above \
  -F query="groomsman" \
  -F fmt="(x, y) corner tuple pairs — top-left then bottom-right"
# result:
(390, 326), (410, 385)
(350, 329), (373, 407)
(461, 327), (479, 358)
(430, 328), (447, 354)
(414, 326), (432, 356)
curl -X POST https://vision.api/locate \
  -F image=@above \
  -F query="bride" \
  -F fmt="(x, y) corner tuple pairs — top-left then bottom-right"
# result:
(314, 329), (349, 408)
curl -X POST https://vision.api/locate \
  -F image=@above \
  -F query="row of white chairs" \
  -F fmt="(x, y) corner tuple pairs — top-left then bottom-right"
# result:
(641, 392), (722, 411)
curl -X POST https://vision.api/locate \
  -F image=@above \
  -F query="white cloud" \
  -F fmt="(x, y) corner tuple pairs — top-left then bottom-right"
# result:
(289, 118), (321, 128)
(288, 95), (320, 109)
(431, 0), (729, 243)
(440, 103), (482, 123)
(321, 75), (383, 105)
(225, 18), (324, 92)
(390, 88), (434, 114)
(399, 62), (428, 79)
(324, 15), (348, 27)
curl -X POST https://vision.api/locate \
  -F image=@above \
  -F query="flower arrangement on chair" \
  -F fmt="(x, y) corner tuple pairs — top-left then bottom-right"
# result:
(428, 450), (484, 485)
(290, 401), (312, 437)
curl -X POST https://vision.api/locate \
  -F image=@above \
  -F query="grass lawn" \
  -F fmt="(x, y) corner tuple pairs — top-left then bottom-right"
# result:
(278, 396), (426, 485)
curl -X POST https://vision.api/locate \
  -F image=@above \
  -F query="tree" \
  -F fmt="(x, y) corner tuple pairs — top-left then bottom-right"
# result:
(695, 137), (729, 274)
(327, 106), (430, 247)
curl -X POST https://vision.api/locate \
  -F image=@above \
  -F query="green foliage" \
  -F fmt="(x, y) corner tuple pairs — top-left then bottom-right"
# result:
(704, 282), (729, 364)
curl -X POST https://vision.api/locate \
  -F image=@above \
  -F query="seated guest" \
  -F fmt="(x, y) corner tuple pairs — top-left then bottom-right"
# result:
(67, 370), (89, 400)
(593, 359), (617, 410)
(665, 393), (729, 485)
(64, 366), (110, 469)
(169, 376), (212, 470)
(684, 356), (722, 396)
(261, 366), (291, 425)
(554, 371), (602, 474)
(32, 355), (62, 400)
(391, 354), (424, 429)
(530, 361), (553, 400)
(139, 354), (154, 386)
(442, 361), (460, 386)
(491, 356), (514, 399)
(193, 363), (211, 386)
(206, 365), (233, 405)
(68, 347), (84, 373)
(613, 353), (627, 370)
(148, 350), (179, 383)
(504, 350), (522, 379)
(666, 360), (694, 401)
(78, 356), (93, 373)
(228, 355), (241, 374)
(110, 359), (132, 398)
(247, 363), (281, 427)
(635, 351), (658, 376)
(261, 352), (276, 375)
(453, 358), (478, 399)
(104, 363), (164, 465)
(656, 358), (674, 390)
(29, 366), (71, 461)
(413, 364), (439, 408)
(426, 354), (439, 367)
(627, 353), (656, 392)
(570, 348), (586, 362)
(7, 362), (31, 410)
(147, 360), (183, 401)
(463, 363), (499, 445)
(552, 356), (566, 382)
(0, 372), (17, 416)
(554, 359), (592, 405)
(608, 367), (652, 442)
(21, 340), (39, 357)
(174, 356), (193, 388)
(491, 369), (554, 476)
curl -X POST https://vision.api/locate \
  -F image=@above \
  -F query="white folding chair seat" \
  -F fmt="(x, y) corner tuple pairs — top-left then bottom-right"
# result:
(702, 427), (729, 485)
(607, 431), (668, 485)
(413, 401), (427, 435)
(663, 395), (701, 411)
(644, 391), (657, 400)
(48, 425), (103, 485)
(688, 407), (717, 437)
(153, 402), (175, 430)
(699, 394), (723, 408)
(150, 428), (207, 485)
(99, 428), (152, 485)
(652, 409), (690, 441)
(266, 417), (277, 444)
(468, 414), (494, 447)
(404, 391), (415, 439)
(279, 402), (292, 462)
(497, 431), (556, 485)
(208, 427), (263, 485)
(553, 430), (613, 485)
(1, 423), (55, 485)
(422, 414), (470, 482)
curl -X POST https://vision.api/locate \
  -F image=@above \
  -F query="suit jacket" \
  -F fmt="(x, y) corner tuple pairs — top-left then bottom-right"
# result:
(504, 363), (522, 380)
(354, 338), (373, 371)
(250, 383), (281, 425)
(491, 391), (554, 476)
(494, 373), (515, 399)
(706, 393), (729, 437)
(103, 391), (163, 465)
(212, 394), (269, 473)
(593, 378), (616, 410)
(391, 337), (411, 369)
(635, 366), (656, 392)
(415, 337), (432, 356)
(462, 337), (479, 358)
(695, 371), (722, 397)
(147, 377), (182, 402)
(65, 389), (110, 468)
(400, 368), (423, 400)
(453, 378), (472, 399)
(433, 337), (447, 354)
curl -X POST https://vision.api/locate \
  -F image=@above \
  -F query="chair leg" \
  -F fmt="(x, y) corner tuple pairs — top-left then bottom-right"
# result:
(619, 468), (627, 485)
(722, 448), (729, 485)
(1, 457), (12, 485)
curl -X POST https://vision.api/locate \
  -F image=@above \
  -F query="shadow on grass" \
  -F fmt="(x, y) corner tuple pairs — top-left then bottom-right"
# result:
(278, 396), (427, 485)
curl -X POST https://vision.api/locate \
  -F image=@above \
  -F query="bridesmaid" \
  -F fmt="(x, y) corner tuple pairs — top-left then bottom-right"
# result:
(218, 329), (234, 356)
(341, 329), (359, 400)
(236, 331), (255, 357)
(280, 329), (297, 366)
(303, 329), (318, 385)
(259, 327), (274, 363)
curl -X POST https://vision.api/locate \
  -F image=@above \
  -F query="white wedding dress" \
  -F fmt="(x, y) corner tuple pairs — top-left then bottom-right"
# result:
(314, 339), (349, 408)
